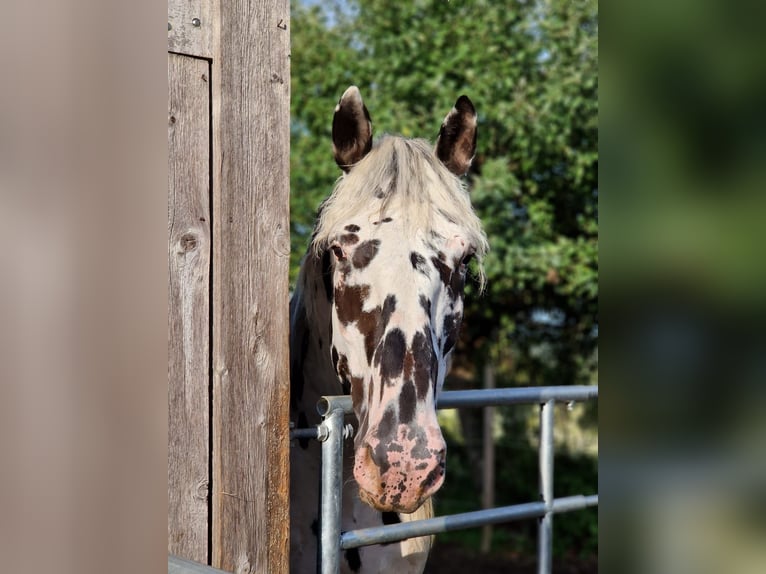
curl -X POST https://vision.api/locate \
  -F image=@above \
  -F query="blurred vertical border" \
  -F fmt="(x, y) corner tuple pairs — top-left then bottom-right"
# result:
(0, 0), (167, 573)
(603, 0), (766, 572)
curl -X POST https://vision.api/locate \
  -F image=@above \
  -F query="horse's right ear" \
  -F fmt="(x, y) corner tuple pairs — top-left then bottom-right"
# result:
(435, 95), (477, 176)
(332, 86), (373, 172)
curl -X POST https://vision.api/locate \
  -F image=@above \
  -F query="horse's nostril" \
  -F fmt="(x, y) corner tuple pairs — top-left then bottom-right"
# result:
(365, 443), (384, 468)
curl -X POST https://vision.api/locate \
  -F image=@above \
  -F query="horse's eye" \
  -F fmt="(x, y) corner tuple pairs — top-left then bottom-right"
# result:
(330, 244), (345, 261)
(461, 253), (474, 267)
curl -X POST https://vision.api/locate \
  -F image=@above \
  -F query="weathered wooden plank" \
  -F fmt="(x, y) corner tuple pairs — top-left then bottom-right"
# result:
(168, 52), (211, 564)
(210, 1), (291, 573)
(168, 0), (214, 59)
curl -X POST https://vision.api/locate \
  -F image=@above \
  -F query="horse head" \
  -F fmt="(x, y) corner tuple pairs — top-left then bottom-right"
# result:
(314, 86), (487, 514)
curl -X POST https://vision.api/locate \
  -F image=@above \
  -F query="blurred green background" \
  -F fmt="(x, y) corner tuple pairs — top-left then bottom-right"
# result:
(290, 0), (598, 569)
(601, 1), (766, 573)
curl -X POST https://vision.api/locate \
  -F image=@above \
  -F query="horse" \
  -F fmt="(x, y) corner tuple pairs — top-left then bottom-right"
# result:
(290, 86), (487, 573)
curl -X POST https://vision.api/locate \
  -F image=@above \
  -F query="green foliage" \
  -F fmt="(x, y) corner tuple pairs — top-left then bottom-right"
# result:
(290, 0), (598, 558)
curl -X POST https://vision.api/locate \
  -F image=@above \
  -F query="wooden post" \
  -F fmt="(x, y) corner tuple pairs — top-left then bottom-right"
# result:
(167, 0), (290, 572)
(210, 0), (290, 572)
(480, 363), (495, 554)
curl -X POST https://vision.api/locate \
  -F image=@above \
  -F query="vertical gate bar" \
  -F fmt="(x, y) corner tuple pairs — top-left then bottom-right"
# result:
(319, 408), (345, 574)
(538, 399), (555, 574)
(480, 363), (496, 554)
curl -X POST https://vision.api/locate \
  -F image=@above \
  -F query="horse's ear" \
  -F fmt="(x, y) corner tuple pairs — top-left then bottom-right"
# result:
(435, 95), (477, 176)
(332, 86), (373, 172)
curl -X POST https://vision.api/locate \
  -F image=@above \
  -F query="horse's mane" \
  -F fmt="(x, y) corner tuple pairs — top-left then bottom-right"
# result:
(311, 136), (488, 284)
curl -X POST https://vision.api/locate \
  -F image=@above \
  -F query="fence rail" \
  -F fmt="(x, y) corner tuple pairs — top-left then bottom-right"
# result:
(312, 385), (599, 574)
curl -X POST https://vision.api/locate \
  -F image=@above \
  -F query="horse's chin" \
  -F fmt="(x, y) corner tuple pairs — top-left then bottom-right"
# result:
(358, 487), (428, 514)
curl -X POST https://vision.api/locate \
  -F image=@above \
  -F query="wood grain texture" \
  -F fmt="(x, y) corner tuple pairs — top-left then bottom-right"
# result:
(210, 1), (291, 573)
(168, 0), (214, 58)
(168, 53), (211, 564)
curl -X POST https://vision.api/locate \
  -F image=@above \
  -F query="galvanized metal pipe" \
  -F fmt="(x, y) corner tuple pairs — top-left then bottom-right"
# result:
(290, 427), (319, 441)
(319, 407), (345, 574)
(313, 386), (598, 418)
(339, 495), (598, 550)
(538, 399), (555, 574)
(317, 395), (352, 416)
(437, 385), (598, 409)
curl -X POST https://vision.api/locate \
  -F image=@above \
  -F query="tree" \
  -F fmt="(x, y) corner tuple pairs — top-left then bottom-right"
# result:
(290, 0), (598, 390)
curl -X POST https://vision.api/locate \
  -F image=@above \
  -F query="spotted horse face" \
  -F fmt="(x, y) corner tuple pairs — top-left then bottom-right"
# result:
(323, 86), (482, 514)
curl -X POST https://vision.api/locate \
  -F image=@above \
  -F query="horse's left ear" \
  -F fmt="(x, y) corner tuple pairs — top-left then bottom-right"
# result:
(435, 95), (477, 176)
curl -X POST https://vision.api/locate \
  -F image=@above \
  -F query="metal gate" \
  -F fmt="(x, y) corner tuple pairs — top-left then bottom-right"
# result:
(306, 385), (598, 574)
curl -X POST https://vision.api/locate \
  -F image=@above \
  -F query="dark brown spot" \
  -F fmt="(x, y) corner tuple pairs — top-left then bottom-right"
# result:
(345, 224), (361, 232)
(335, 292), (396, 370)
(340, 233), (359, 245)
(335, 284), (370, 325)
(403, 349), (414, 380)
(410, 251), (430, 276)
(377, 328), (406, 384)
(411, 330), (436, 400)
(431, 255), (467, 300)
(431, 255), (452, 288)
(381, 295), (397, 326)
(373, 407), (397, 472)
(352, 239), (381, 269)
(357, 294), (397, 364)
(410, 429), (432, 460)
(351, 375), (364, 412)
(399, 380), (416, 424)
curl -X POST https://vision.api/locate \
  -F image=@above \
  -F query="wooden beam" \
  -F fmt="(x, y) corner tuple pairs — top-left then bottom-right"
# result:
(168, 53), (212, 564)
(210, 0), (290, 572)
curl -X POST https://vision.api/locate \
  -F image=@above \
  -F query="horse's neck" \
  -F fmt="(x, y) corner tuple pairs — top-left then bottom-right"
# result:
(290, 251), (342, 425)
